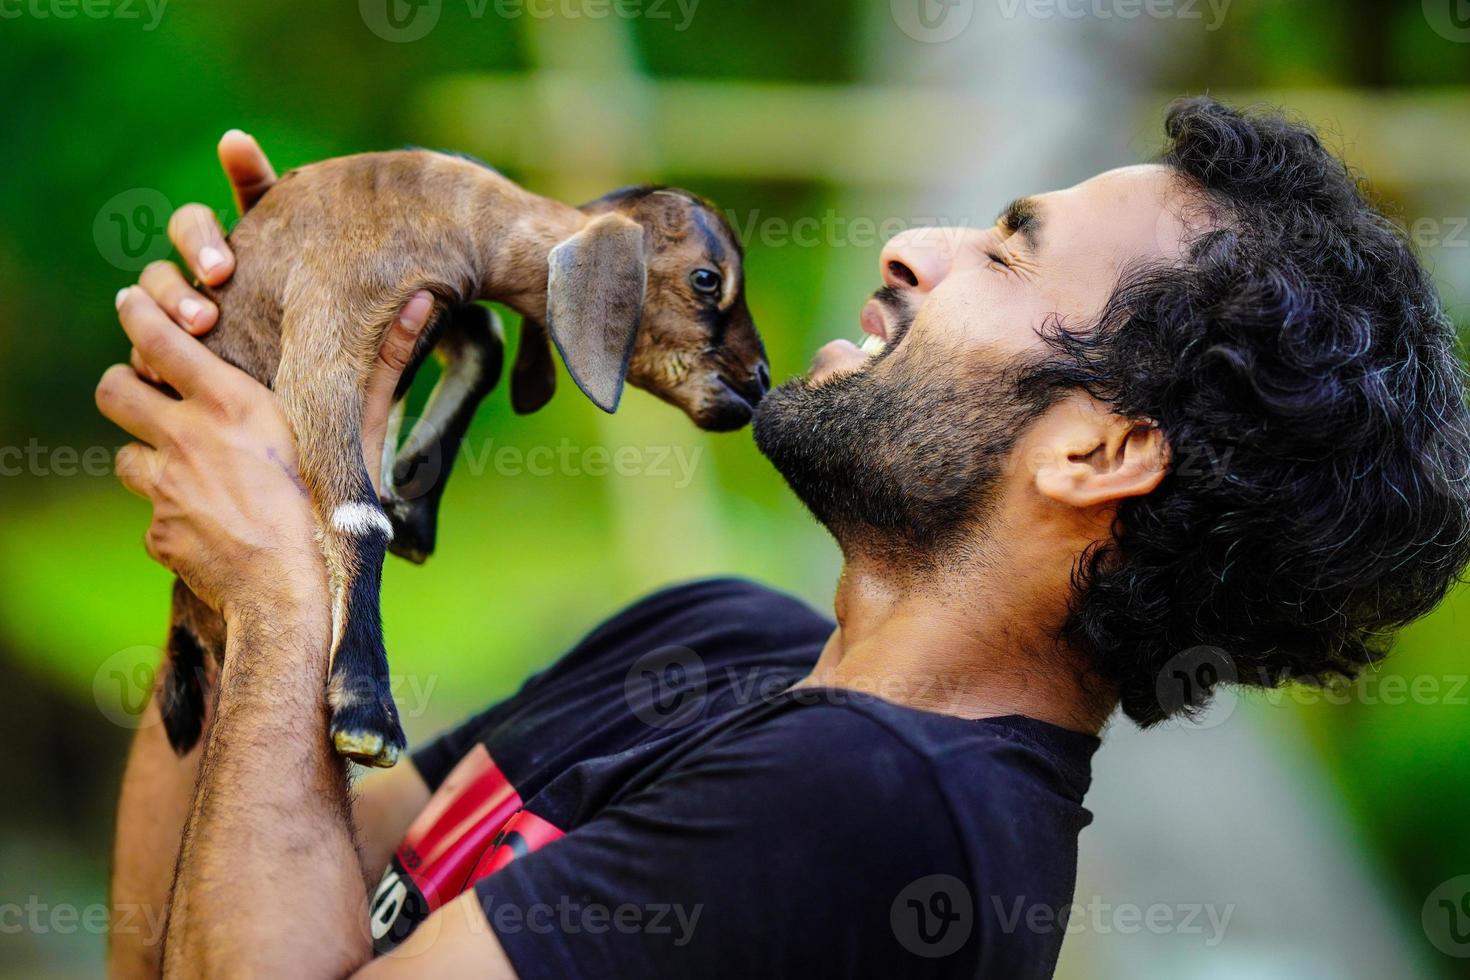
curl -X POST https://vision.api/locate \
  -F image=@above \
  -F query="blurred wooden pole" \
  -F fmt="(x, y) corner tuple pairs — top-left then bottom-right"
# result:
(416, 75), (1470, 191)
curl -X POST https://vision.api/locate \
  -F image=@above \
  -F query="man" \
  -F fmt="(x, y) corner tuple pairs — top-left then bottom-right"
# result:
(99, 99), (1470, 978)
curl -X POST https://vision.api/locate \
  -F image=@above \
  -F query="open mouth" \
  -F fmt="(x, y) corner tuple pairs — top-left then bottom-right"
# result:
(859, 296), (892, 358)
(807, 287), (911, 383)
(859, 286), (914, 359)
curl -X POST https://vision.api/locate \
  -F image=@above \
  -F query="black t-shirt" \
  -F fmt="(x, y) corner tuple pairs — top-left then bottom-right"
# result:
(371, 578), (1098, 979)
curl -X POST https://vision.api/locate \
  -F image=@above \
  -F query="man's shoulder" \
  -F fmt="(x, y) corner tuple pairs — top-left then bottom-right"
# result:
(552, 577), (833, 679)
(594, 577), (834, 646)
(715, 695), (1097, 816)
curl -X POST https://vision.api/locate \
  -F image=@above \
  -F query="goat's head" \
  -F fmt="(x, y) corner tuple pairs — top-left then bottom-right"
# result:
(542, 185), (769, 431)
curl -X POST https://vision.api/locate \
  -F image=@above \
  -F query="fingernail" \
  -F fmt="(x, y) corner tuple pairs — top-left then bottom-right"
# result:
(179, 297), (204, 324)
(115, 287), (130, 309)
(223, 128), (247, 140)
(399, 291), (434, 330)
(199, 246), (227, 275)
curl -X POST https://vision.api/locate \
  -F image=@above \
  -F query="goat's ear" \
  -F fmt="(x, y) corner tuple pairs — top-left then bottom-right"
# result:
(545, 213), (647, 414)
(511, 318), (556, 414)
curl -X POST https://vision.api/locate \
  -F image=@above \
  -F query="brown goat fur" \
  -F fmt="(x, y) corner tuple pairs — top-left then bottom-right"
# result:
(159, 150), (768, 768)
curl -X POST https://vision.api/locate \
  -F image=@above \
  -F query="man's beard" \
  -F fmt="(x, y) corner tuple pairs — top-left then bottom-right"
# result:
(753, 308), (1053, 565)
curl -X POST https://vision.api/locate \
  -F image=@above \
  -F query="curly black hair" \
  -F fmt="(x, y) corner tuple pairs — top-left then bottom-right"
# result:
(1029, 97), (1470, 726)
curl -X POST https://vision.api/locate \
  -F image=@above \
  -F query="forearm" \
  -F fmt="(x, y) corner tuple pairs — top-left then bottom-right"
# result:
(108, 690), (208, 978)
(164, 599), (370, 978)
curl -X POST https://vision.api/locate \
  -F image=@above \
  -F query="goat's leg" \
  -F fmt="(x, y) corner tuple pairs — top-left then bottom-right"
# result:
(275, 304), (425, 768)
(384, 303), (505, 563)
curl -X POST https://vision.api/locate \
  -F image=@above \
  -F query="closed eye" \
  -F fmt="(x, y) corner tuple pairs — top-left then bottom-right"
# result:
(987, 251), (1011, 269)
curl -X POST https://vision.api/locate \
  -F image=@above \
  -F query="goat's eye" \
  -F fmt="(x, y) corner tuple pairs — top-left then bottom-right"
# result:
(689, 268), (722, 296)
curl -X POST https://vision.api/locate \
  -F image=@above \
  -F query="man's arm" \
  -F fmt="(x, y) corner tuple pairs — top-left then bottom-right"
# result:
(165, 593), (369, 975)
(104, 132), (431, 977)
(105, 130), (263, 978)
(107, 696), (206, 977)
(100, 243), (508, 976)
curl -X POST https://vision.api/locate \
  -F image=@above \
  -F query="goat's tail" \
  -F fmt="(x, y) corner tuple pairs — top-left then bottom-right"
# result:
(159, 624), (207, 755)
(159, 579), (222, 756)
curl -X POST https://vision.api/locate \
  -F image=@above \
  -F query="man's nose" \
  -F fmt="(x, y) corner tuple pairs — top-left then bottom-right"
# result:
(880, 226), (962, 293)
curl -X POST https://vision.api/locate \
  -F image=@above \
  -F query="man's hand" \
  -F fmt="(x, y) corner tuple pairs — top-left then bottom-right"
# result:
(95, 129), (433, 621)
(99, 288), (325, 619)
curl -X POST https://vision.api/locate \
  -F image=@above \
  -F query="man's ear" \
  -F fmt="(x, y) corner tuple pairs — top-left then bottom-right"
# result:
(1033, 396), (1169, 509)
(545, 212), (647, 414)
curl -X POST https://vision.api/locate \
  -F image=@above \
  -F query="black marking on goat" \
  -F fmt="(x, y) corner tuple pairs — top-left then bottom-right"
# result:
(161, 625), (207, 755)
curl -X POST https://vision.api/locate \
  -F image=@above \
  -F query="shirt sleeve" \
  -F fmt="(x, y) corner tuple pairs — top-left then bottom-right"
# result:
(409, 578), (830, 791)
(472, 704), (980, 980)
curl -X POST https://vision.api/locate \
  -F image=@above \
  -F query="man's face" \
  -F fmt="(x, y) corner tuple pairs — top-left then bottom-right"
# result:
(753, 164), (1192, 561)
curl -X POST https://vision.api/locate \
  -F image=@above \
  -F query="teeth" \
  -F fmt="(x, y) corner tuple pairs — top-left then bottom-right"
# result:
(860, 334), (887, 357)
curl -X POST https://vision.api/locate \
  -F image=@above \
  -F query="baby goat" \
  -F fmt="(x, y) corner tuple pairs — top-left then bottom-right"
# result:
(160, 150), (769, 768)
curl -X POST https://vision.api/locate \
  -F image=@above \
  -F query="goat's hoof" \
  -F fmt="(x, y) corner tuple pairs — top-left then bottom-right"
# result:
(387, 539), (431, 565)
(333, 728), (383, 762)
(383, 495), (437, 564)
(329, 673), (407, 768)
(332, 727), (403, 769)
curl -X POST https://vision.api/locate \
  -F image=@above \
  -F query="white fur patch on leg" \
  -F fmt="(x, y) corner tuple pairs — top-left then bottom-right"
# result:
(331, 502), (394, 540)
(330, 585), (348, 665)
(381, 399), (405, 496)
(327, 670), (359, 711)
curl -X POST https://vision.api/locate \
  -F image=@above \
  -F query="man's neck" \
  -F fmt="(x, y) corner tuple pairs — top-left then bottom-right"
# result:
(798, 541), (1116, 736)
